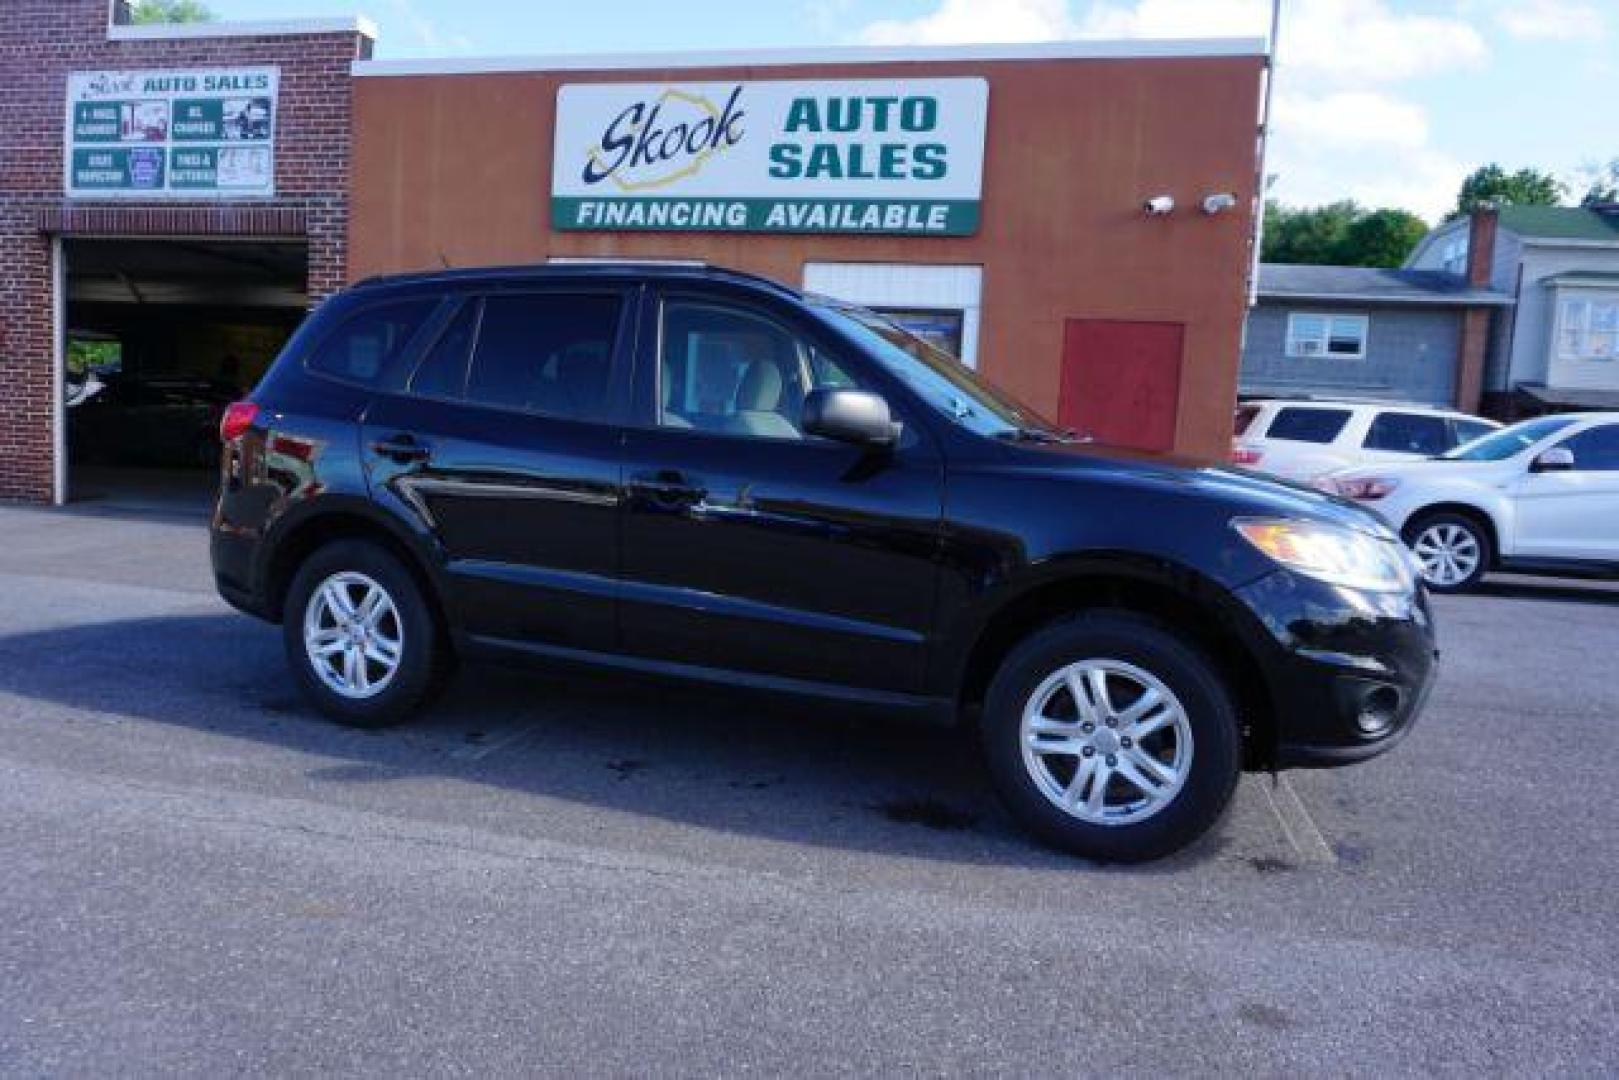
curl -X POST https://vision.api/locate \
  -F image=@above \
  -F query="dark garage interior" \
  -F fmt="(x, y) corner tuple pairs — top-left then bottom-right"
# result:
(64, 237), (308, 512)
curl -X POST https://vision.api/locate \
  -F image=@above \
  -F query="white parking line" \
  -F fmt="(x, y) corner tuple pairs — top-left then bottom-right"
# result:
(1260, 774), (1338, 867)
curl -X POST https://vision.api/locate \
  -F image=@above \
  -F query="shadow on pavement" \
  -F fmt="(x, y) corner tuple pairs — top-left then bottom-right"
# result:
(1475, 576), (1619, 608)
(0, 611), (1237, 872)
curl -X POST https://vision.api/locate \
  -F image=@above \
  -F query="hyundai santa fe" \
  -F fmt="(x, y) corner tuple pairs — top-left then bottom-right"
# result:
(211, 264), (1438, 862)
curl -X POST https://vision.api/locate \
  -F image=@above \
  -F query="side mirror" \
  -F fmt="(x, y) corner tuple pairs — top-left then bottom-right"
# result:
(1531, 446), (1575, 473)
(802, 388), (897, 448)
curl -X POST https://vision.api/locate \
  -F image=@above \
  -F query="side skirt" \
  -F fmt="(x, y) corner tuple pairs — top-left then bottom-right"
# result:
(458, 632), (960, 725)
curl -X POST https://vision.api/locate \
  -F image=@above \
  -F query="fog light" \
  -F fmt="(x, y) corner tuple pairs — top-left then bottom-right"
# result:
(1356, 686), (1401, 736)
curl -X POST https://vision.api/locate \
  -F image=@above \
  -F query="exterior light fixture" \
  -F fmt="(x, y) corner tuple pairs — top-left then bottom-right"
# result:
(1142, 195), (1175, 216)
(1202, 192), (1238, 215)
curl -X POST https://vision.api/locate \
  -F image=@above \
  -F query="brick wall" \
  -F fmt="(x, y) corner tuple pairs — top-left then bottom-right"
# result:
(0, 0), (365, 502)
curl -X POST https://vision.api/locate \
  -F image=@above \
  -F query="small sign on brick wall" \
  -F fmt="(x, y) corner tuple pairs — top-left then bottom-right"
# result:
(64, 66), (279, 199)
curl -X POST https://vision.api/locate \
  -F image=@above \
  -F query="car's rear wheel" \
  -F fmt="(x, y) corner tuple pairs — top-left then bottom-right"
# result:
(981, 612), (1241, 862)
(1404, 512), (1490, 593)
(282, 540), (441, 727)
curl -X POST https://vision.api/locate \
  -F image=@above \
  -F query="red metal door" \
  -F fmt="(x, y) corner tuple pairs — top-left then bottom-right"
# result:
(1058, 319), (1184, 454)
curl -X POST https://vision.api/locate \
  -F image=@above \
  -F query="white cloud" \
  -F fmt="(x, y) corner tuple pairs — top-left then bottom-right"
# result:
(1079, 0), (1487, 83)
(1268, 138), (1464, 222)
(385, 0), (473, 52)
(849, 0), (1488, 215)
(1272, 90), (1429, 150)
(1493, 0), (1607, 40)
(859, 0), (1076, 45)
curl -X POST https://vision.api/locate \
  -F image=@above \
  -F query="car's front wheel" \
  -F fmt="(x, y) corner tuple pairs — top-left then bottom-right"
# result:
(981, 612), (1241, 862)
(1404, 511), (1491, 593)
(282, 540), (442, 727)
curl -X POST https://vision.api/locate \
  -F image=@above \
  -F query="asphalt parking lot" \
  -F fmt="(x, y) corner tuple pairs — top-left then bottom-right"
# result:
(1, 505), (1615, 1075)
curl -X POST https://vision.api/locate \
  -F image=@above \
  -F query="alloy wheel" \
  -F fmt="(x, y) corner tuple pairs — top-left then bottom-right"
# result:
(302, 571), (405, 699)
(1411, 523), (1481, 588)
(1019, 659), (1194, 826)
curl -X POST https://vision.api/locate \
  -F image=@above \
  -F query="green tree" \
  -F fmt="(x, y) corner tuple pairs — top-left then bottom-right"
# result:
(1262, 199), (1361, 265)
(1262, 201), (1428, 267)
(129, 0), (214, 23)
(1334, 208), (1431, 268)
(1450, 164), (1565, 219)
(1579, 159), (1619, 207)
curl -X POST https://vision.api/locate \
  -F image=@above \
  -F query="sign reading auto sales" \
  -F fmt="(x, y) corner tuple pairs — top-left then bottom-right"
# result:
(552, 78), (987, 235)
(64, 67), (278, 199)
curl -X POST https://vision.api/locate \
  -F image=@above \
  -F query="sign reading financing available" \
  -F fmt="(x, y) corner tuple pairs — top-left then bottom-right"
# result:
(552, 78), (988, 236)
(65, 67), (278, 199)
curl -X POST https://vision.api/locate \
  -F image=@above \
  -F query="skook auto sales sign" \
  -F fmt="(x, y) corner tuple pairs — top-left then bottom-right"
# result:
(65, 67), (278, 198)
(551, 78), (988, 235)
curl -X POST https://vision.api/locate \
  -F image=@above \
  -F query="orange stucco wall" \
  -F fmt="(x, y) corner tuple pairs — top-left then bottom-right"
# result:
(348, 53), (1264, 458)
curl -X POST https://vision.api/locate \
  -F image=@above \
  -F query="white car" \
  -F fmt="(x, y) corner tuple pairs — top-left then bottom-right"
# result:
(1233, 399), (1499, 484)
(1320, 412), (1619, 592)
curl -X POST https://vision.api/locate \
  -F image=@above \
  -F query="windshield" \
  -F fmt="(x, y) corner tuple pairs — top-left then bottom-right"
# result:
(813, 302), (1066, 439)
(1441, 415), (1577, 461)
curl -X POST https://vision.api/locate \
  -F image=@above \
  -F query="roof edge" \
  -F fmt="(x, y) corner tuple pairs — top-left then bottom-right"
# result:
(108, 16), (377, 43)
(1257, 291), (1514, 307)
(352, 37), (1268, 78)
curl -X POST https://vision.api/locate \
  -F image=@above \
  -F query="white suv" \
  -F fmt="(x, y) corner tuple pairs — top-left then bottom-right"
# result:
(1233, 399), (1499, 484)
(1321, 412), (1619, 592)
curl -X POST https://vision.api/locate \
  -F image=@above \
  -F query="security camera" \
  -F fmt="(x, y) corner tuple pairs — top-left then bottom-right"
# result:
(1202, 192), (1238, 215)
(1143, 195), (1175, 216)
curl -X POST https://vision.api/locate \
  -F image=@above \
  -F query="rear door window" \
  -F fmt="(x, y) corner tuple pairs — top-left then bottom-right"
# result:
(1265, 407), (1352, 444)
(1363, 412), (1450, 455)
(306, 299), (437, 386)
(463, 293), (623, 421)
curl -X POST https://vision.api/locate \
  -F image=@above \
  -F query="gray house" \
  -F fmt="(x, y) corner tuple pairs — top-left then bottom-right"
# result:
(1241, 261), (1512, 407)
(1405, 205), (1619, 415)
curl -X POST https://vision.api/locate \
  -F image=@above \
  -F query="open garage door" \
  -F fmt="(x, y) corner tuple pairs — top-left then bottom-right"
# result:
(63, 238), (307, 514)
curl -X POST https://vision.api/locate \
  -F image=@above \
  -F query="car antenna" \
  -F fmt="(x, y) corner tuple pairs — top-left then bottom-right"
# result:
(438, 250), (453, 269)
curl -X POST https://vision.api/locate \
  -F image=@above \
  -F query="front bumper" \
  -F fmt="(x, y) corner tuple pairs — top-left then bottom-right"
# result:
(1233, 570), (1439, 768)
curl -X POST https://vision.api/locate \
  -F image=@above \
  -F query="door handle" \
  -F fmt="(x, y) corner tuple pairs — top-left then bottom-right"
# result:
(372, 433), (431, 464)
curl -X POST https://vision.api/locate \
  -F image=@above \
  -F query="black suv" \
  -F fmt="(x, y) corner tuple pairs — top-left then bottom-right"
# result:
(212, 264), (1437, 861)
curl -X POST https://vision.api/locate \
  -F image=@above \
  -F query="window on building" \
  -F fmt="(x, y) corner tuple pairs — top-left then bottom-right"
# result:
(872, 308), (966, 359)
(1285, 313), (1369, 359)
(1265, 407), (1352, 444)
(1440, 236), (1468, 276)
(1556, 295), (1619, 362)
(306, 299), (437, 386)
(1363, 412), (1450, 456)
(463, 293), (621, 420)
(1558, 424), (1619, 471)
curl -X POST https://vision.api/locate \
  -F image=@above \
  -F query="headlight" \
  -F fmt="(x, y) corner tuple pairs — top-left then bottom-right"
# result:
(1327, 476), (1399, 500)
(1233, 518), (1413, 593)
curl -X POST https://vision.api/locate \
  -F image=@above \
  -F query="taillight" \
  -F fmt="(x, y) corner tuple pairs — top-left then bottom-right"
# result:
(1230, 445), (1263, 466)
(220, 401), (259, 443)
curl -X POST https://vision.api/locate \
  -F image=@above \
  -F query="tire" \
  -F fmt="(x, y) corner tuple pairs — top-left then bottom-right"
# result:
(1403, 511), (1491, 594)
(282, 539), (442, 728)
(981, 612), (1241, 863)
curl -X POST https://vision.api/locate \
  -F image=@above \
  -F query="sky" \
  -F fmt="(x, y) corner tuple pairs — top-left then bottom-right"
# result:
(202, 0), (1619, 222)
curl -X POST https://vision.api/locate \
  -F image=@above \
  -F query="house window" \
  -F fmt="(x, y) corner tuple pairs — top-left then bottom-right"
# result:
(1556, 295), (1619, 362)
(1285, 313), (1368, 359)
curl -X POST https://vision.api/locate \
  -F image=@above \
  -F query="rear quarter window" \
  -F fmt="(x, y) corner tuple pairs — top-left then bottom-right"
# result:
(1264, 407), (1352, 444)
(1234, 404), (1261, 436)
(305, 298), (438, 387)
